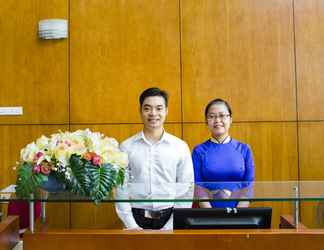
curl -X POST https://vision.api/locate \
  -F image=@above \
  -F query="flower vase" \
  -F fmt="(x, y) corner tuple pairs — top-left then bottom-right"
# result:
(41, 173), (66, 192)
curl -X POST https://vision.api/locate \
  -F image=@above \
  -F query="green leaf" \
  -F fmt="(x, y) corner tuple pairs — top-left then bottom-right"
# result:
(15, 162), (48, 198)
(68, 154), (91, 196)
(88, 163), (117, 203)
(116, 168), (125, 186)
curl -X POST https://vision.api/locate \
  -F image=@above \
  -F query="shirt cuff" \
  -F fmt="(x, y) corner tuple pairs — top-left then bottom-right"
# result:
(123, 215), (139, 229)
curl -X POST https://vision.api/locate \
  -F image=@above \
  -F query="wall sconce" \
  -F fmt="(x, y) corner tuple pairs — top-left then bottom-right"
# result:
(38, 19), (68, 39)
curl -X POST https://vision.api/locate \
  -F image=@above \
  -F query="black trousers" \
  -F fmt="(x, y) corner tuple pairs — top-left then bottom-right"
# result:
(132, 207), (173, 229)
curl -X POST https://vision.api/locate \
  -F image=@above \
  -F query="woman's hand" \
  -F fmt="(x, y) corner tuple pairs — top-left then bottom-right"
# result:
(199, 201), (212, 208)
(221, 189), (232, 198)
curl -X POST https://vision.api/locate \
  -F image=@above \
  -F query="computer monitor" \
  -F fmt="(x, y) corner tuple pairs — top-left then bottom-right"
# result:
(173, 207), (272, 229)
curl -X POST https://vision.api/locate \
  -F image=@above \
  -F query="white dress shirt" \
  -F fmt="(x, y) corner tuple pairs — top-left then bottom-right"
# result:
(115, 131), (194, 230)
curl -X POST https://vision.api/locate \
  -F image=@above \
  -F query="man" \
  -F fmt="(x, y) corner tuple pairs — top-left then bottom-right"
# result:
(115, 87), (194, 230)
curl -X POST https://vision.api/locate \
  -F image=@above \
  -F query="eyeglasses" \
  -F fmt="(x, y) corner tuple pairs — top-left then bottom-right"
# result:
(206, 113), (231, 121)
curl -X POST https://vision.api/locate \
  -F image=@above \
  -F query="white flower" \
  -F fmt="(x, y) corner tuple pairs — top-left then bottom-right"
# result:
(35, 135), (50, 150)
(20, 142), (39, 162)
(18, 129), (126, 180)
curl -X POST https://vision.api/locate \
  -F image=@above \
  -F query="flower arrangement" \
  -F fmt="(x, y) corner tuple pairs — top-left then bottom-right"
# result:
(15, 129), (128, 203)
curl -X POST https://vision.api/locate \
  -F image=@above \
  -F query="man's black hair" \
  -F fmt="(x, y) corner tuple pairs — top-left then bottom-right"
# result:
(139, 87), (169, 107)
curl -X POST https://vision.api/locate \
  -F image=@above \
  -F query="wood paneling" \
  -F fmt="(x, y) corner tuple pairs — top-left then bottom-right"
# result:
(299, 122), (324, 180)
(231, 122), (298, 181)
(295, 0), (324, 120)
(70, 0), (181, 123)
(0, 125), (70, 228)
(299, 122), (324, 228)
(181, 0), (296, 122)
(300, 201), (322, 229)
(0, 0), (69, 124)
(69, 124), (182, 228)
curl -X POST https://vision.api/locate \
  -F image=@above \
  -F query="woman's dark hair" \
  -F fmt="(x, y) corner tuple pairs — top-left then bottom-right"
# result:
(139, 87), (169, 107)
(204, 98), (232, 118)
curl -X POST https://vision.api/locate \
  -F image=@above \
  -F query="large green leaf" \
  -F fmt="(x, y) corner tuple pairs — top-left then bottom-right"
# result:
(15, 162), (48, 198)
(69, 154), (91, 195)
(88, 163), (117, 203)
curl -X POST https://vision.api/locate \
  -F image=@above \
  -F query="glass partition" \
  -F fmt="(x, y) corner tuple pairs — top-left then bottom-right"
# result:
(2, 181), (324, 232)
(1, 181), (324, 202)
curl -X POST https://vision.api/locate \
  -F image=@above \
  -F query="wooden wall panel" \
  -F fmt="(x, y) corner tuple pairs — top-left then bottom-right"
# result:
(70, 0), (181, 123)
(231, 122), (298, 181)
(69, 124), (182, 228)
(300, 201), (322, 229)
(299, 122), (324, 180)
(0, 125), (70, 228)
(181, 0), (296, 122)
(299, 122), (324, 228)
(0, 0), (69, 124)
(295, 0), (324, 120)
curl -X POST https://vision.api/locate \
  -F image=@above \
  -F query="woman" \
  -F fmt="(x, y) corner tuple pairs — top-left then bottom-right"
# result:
(192, 98), (254, 208)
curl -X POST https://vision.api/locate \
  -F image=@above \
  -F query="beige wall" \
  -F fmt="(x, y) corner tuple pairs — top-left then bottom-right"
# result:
(1, 0), (324, 228)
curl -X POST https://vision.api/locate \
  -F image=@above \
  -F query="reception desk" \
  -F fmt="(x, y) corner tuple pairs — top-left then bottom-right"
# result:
(23, 228), (324, 250)
(2, 181), (324, 250)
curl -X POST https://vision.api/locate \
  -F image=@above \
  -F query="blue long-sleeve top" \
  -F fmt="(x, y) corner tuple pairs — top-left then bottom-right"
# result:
(192, 138), (255, 208)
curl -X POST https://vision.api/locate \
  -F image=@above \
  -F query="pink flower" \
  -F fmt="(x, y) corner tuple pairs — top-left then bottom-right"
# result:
(83, 152), (101, 166)
(36, 152), (44, 158)
(92, 155), (101, 166)
(33, 164), (41, 173)
(33, 151), (44, 161)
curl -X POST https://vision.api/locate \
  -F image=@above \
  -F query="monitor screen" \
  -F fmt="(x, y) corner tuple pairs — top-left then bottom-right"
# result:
(173, 207), (272, 229)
